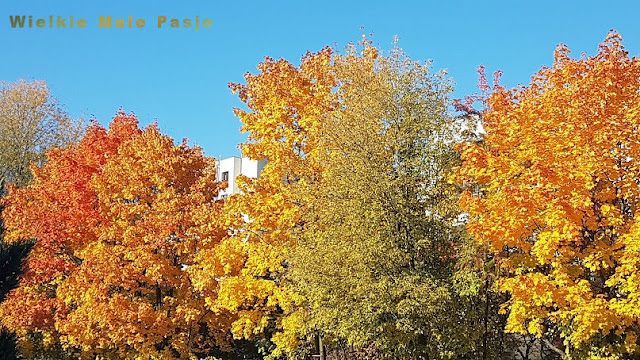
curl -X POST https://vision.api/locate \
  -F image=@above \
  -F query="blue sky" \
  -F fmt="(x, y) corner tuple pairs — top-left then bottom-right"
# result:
(2, 0), (639, 158)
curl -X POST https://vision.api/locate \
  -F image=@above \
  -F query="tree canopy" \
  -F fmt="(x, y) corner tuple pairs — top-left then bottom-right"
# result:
(457, 31), (640, 359)
(0, 79), (83, 187)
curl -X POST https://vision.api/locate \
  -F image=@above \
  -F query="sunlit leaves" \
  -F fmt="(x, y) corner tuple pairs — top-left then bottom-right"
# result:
(1, 111), (228, 358)
(457, 31), (640, 357)
(188, 46), (337, 359)
(284, 42), (490, 359)
(0, 79), (84, 187)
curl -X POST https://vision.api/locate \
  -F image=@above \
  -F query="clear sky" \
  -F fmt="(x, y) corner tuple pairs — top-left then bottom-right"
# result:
(2, 0), (639, 158)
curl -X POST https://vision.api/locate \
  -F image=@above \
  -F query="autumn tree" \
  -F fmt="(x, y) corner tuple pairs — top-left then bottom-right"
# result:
(0, 79), (83, 358)
(454, 66), (563, 360)
(286, 42), (488, 359)
(457, 31), (640, 358)
(0, 112), (141, 358)
(198, 38), (508, 359)
(0, 79), (84, 187)
(179, 42), (424, 359)
(58, 124), (233, 359)
(0, 111), (232, 359)
(190, 46), (335, 359)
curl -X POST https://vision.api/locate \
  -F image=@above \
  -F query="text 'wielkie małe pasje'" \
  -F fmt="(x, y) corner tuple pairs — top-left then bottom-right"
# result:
(9, 15), (213, 30)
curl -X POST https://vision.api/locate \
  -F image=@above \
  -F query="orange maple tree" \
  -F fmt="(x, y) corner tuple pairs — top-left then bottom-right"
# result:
(1, 111), (230, 358)
(0, 112), (139, 349)
(457, 32), (640, 357)
(189, 47), (336, 357)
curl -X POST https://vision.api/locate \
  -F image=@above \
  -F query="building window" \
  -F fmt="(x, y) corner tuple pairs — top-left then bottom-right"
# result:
(222, 171), (229, 181)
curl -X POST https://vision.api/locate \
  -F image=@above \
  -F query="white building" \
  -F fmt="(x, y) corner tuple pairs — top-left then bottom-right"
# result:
(216, 156), (266, 198)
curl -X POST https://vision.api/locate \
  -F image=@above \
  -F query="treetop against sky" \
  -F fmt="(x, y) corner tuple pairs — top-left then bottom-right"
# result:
(2, 0), (639, 158)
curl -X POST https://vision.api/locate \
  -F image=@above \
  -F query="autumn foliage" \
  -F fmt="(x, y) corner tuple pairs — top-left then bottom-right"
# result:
(1, 112), (230, 358)
(1, 113), (139, 343)
(194, 47), (336, 357)
(458, 31), (640, 358)
(3, 31), (640, 360)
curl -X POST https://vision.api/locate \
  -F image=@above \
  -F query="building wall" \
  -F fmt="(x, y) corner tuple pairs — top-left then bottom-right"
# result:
(240, 158), (266, 179)
(216, 156), (266, 198)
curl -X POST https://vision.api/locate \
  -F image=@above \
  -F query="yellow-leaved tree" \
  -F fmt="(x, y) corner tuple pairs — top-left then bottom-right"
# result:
(286, 42), (479, 359)
(189, 47), (336, 358)
(457, 31), (640, 359)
